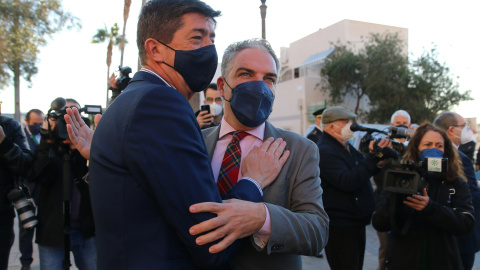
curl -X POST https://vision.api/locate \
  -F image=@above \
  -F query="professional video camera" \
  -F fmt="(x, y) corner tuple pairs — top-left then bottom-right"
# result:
(44, 97), (102, 141)
(381, 157), (448, 195)
(351, 122), (414, 156)
(109, 66), (132, 102)
(116, 66), (132, 91)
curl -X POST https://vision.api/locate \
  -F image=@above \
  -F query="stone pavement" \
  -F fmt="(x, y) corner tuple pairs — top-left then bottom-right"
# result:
(7, 218), (480, 269)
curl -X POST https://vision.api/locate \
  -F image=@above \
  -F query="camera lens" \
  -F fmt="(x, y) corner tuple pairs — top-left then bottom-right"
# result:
(398, 178), (412, 189)
(7, 188), (38, 230)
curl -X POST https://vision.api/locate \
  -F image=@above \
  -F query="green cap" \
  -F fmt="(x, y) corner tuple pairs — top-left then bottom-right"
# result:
(321, 106), (357, 124)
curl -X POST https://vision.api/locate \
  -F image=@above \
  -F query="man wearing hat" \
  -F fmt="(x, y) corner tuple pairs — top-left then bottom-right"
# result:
(306, 108), (325, 144)
(317, 106), (390, 270)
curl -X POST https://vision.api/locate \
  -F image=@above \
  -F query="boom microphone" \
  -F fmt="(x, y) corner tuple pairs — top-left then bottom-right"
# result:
(388, 126), (415, 139)
(350, 122), (388, 135)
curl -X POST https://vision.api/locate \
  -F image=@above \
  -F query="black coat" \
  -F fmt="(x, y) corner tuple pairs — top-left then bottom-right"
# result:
(372, 176), (474, 270)
(456, 151), (480, 254)
(30, 139), (94, 247)
(0, 116), (33, 224)
(317, 132), (380, 227)
(306, 127), (322, 145)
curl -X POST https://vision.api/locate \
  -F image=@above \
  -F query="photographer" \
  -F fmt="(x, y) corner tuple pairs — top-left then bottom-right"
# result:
(0, 115), (33, 270)
(30, 98), (96, 270)
(372, 123), (474, 270)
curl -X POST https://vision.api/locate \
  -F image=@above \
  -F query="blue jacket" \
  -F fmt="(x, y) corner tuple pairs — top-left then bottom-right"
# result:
(89, 71), (262, 270)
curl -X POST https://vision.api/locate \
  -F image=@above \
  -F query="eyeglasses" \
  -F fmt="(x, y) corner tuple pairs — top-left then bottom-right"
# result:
(205, 97), (223, 104)
(453, 124), (470, 129)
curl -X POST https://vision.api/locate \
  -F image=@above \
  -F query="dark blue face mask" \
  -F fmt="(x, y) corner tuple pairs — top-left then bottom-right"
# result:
(419, 148), (443, 162)
(28, 124), (42, 135)
(157, 40), (218, 92)
(224, 80), (274, 128)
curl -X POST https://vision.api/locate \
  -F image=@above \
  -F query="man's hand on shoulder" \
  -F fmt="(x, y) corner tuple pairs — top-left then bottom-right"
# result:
(242, 137), (290, 189)
(189, 199), (266, 253)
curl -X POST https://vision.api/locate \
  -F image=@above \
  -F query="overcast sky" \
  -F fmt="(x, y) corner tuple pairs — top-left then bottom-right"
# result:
(1, 0), (478, 122)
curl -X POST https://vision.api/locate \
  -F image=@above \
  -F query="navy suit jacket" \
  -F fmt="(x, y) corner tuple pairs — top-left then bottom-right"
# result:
(456, 151), (480, 253)
(89, 71), (262, 270)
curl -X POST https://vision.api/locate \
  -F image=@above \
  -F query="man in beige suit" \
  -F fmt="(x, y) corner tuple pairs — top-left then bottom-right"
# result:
(196, 39), (329, 270)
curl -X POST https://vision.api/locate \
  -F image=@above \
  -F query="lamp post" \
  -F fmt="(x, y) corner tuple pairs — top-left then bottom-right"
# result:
(260, 0), (267, 39)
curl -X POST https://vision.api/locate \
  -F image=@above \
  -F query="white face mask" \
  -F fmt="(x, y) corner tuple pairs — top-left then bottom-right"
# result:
(334, 120), (355, 141)
(455, 125), (474, 145)
(212, 102), (223, 116)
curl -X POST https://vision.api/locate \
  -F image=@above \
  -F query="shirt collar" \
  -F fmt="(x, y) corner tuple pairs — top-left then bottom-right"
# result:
(218, 118), (265, 141)
(140, 68), (176, 89)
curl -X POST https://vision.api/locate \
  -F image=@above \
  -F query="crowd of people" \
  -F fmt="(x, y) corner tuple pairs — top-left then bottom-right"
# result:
(0, 0), (479, 270)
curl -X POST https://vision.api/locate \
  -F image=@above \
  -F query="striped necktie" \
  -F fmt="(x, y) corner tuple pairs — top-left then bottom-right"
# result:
(217, 131), (248, 196)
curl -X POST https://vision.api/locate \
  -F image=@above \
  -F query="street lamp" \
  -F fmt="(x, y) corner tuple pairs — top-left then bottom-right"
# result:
(260, 0), (267, 39)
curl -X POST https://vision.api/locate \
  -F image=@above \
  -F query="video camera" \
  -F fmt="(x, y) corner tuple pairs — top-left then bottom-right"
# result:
(381, 157), (448, 195)
(110, 66), (132, 102)
(352, 122), (414, 156)
(44, 97), (102, 141)
(116, 66), (132, 91)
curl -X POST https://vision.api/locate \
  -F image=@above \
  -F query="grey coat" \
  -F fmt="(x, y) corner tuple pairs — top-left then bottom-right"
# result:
(202, 121), (329, 270)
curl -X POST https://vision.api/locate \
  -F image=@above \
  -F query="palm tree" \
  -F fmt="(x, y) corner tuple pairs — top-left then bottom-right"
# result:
(92, 23), (121, 105)
(120, 0), (132, 67)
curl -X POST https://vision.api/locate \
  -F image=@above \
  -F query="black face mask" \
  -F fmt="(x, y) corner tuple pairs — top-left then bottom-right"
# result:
(157, 40), (218, 92)
(395, 124), (409, 129)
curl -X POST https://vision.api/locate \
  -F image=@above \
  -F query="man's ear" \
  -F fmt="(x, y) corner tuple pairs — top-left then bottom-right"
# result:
(144, 38), (166, 63)
(447, 126), (455, 136)
(217, 77), (226, 98)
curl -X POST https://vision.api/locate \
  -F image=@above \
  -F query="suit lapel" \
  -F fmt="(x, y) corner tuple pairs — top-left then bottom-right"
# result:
(203, 126), (221, 162)
(264, 121), (279, 141)
(203, 121), (277, 161)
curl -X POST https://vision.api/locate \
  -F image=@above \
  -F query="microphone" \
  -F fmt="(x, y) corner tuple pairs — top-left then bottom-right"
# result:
(350, 122), (388, 135)
(388, 126), (415, 139)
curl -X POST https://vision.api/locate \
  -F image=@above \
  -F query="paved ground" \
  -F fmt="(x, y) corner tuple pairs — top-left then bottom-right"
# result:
(7, 218), (480, 269)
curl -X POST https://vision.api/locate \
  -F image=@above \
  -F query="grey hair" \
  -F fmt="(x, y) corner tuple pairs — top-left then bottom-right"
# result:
(433, 111), (458, 131)
(390, 109), (411, 124)
(221, 39), (280, 78)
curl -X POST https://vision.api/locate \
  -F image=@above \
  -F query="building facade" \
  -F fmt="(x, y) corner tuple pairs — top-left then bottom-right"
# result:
(269, 19), (408, 135)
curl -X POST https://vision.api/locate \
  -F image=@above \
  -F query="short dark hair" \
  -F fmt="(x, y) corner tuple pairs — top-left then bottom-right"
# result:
(137, 0), (221, 65)
(66, 98), (81, 108)
(203, 83), (217, 97)
(25, 109), (44, 121)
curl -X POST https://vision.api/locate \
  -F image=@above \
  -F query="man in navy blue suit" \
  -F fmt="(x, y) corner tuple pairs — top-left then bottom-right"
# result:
(434, 111), (480, 270)
(77, 0), (289, 269)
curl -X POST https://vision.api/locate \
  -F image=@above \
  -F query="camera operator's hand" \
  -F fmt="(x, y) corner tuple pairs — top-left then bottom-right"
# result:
(196, 110), (213, 127)
(64, 107), (99, 160)
(404, 188), (429, 211)
(0, 125), (5, 144)
(109, 73), (119, 89)
(368, 138), (392, 153)
(42, 117), (56, 131)
(241, 137), (290, 189)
